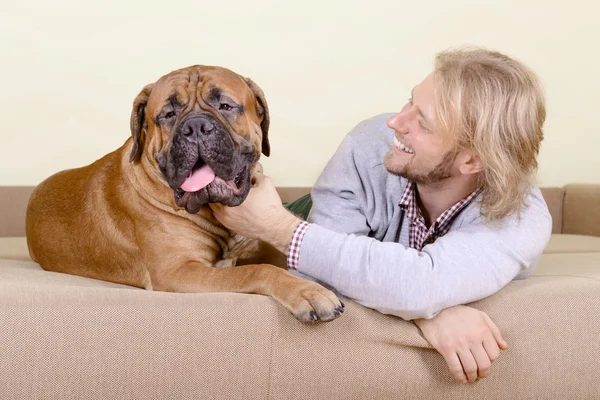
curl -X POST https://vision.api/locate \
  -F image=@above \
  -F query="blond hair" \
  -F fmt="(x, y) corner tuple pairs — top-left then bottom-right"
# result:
(433, 47), (546, 220)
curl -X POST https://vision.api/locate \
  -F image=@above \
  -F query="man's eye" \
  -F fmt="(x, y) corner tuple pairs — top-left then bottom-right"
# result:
(164, 111), (176, 119)
(219, 103), (233, 111)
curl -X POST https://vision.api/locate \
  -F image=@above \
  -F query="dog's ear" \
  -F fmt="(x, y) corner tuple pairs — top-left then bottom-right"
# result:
(244, 77), (270, 157)
(129, 83), (154, 162)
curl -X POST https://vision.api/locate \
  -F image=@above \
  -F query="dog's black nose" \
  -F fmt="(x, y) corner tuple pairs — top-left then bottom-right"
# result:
(180, 117), (215, 137)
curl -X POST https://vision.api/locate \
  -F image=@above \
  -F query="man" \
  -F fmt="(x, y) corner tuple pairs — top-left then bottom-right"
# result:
(210, 48), (552, 383)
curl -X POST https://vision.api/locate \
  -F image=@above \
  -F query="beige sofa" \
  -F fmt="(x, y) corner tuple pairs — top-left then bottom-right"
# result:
(1, 184), (599, 399)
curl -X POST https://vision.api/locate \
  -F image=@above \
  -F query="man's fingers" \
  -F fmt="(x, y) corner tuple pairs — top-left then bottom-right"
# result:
(457, 349), (478, 383)
(251, 171), (263, 186)
(208, 203), (222, 212)
(442, 352), (468, 384)
(250, 162), (263, 183)
(208, 203), (225, 223)
(470, 345), (492, 380)
(482, 335), (501, 363)
(484, 313), (508, 350)
(252, 171), (269, 186)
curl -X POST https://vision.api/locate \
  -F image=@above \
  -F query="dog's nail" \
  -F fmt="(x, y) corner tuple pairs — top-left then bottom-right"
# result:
(310, 311), (318, 321)
(340, 301), (345, 308)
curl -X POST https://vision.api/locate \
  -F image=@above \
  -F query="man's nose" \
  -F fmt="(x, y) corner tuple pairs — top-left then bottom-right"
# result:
(387, 110), (411, 133)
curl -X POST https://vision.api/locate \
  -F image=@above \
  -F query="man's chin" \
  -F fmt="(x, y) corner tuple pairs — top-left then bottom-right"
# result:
(383, 158), (426, 183)
(383, 152), (408, 177)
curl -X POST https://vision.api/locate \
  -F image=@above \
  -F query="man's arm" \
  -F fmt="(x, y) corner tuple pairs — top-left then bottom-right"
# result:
(297, 204), (551, 320)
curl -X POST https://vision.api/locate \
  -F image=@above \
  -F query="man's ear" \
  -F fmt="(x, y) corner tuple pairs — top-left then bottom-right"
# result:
(129, 83), (154, 162)
(458, 151), (484, 175)
(244, 77), (270, 157)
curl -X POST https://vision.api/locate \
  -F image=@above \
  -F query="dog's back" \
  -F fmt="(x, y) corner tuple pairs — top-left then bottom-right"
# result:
(25, 146), (151, 287)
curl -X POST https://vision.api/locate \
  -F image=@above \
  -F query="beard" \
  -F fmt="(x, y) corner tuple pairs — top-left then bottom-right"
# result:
(384, 149), (456, 185)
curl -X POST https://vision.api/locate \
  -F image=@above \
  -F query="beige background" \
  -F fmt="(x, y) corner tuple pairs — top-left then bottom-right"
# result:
(1, 0), (598, 187)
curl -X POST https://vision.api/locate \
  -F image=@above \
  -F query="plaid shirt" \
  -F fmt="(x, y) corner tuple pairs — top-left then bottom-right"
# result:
(399, 182), (481, 251)
(287, 221), (310, 269)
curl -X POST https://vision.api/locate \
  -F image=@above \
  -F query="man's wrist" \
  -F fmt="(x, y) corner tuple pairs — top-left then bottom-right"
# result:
(262, 210), (303, 255)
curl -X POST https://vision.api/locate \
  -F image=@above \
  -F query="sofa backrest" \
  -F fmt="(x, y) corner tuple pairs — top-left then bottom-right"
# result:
(540, 187), (564, 234)
(0, 185), (597, 237)
(562, 184), (600, 237)
(0, 186), (35, 237)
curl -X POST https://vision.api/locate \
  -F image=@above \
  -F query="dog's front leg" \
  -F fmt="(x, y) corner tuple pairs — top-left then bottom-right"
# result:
(152, 261), (344, 323)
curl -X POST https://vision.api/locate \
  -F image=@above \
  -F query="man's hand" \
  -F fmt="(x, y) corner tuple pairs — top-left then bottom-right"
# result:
(209, 172), (301, 254)
(413, 305), (508, 384)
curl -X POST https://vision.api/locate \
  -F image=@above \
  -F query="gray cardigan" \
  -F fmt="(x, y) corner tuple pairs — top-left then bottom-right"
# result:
(296, 113), (552, 320)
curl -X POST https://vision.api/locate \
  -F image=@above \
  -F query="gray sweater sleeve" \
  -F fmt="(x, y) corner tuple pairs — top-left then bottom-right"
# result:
(299, 115), (553, 320)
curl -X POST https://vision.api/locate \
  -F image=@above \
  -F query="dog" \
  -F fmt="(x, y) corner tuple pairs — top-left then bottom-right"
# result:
(26, 65), (343, 323)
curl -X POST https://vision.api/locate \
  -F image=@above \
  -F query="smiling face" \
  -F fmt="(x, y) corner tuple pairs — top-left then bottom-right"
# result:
(383, 73), (458, 185)
(129, 66), (270, 213)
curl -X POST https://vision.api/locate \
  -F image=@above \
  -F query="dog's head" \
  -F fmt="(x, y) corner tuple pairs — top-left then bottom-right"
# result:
(129, 66), (270, 213)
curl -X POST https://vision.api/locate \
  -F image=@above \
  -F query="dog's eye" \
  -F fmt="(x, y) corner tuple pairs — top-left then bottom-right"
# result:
(219, 103), (233, 111)
(164, 111), (176, 119)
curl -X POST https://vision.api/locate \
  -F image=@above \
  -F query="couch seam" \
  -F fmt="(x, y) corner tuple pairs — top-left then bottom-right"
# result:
(534, 273), (599, 281)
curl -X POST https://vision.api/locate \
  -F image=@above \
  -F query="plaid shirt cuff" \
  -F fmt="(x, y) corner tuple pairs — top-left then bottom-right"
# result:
(287, 221), (311, 270)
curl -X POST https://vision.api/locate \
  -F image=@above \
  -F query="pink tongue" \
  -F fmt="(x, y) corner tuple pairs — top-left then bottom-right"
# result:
(180, 164), (216, 192)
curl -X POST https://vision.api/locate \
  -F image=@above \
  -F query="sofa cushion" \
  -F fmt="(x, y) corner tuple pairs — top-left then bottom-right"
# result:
(0, 237), (31, 261)
(0, 257), (280, 399)
(543, 234), (600, 254)
(1, 255), (599, 399)
(534, 252), (600, 279)
(1, 236), (599, 398)
(0, 258), (132, 289)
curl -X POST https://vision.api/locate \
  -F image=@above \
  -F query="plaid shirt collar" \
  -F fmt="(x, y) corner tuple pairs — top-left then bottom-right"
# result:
(399, 181), (482, 249)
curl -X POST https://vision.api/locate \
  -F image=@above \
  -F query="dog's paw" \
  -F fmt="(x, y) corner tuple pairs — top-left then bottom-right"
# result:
(279, 281), (345, 323)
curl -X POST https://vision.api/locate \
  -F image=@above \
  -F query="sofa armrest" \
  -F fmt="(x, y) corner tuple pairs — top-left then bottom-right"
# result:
(562, 184), (600, 237)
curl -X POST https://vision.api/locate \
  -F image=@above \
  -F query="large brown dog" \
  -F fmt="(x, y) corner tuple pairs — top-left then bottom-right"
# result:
(26, 66), (343, 323)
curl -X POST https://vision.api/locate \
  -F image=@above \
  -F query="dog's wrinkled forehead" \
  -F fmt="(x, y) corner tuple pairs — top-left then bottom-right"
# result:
(146, 66), (258, 119)
(129, 64), (270, 163)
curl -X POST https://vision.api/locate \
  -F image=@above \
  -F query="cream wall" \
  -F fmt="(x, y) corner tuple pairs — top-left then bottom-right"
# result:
(1, 0), (598, 187)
